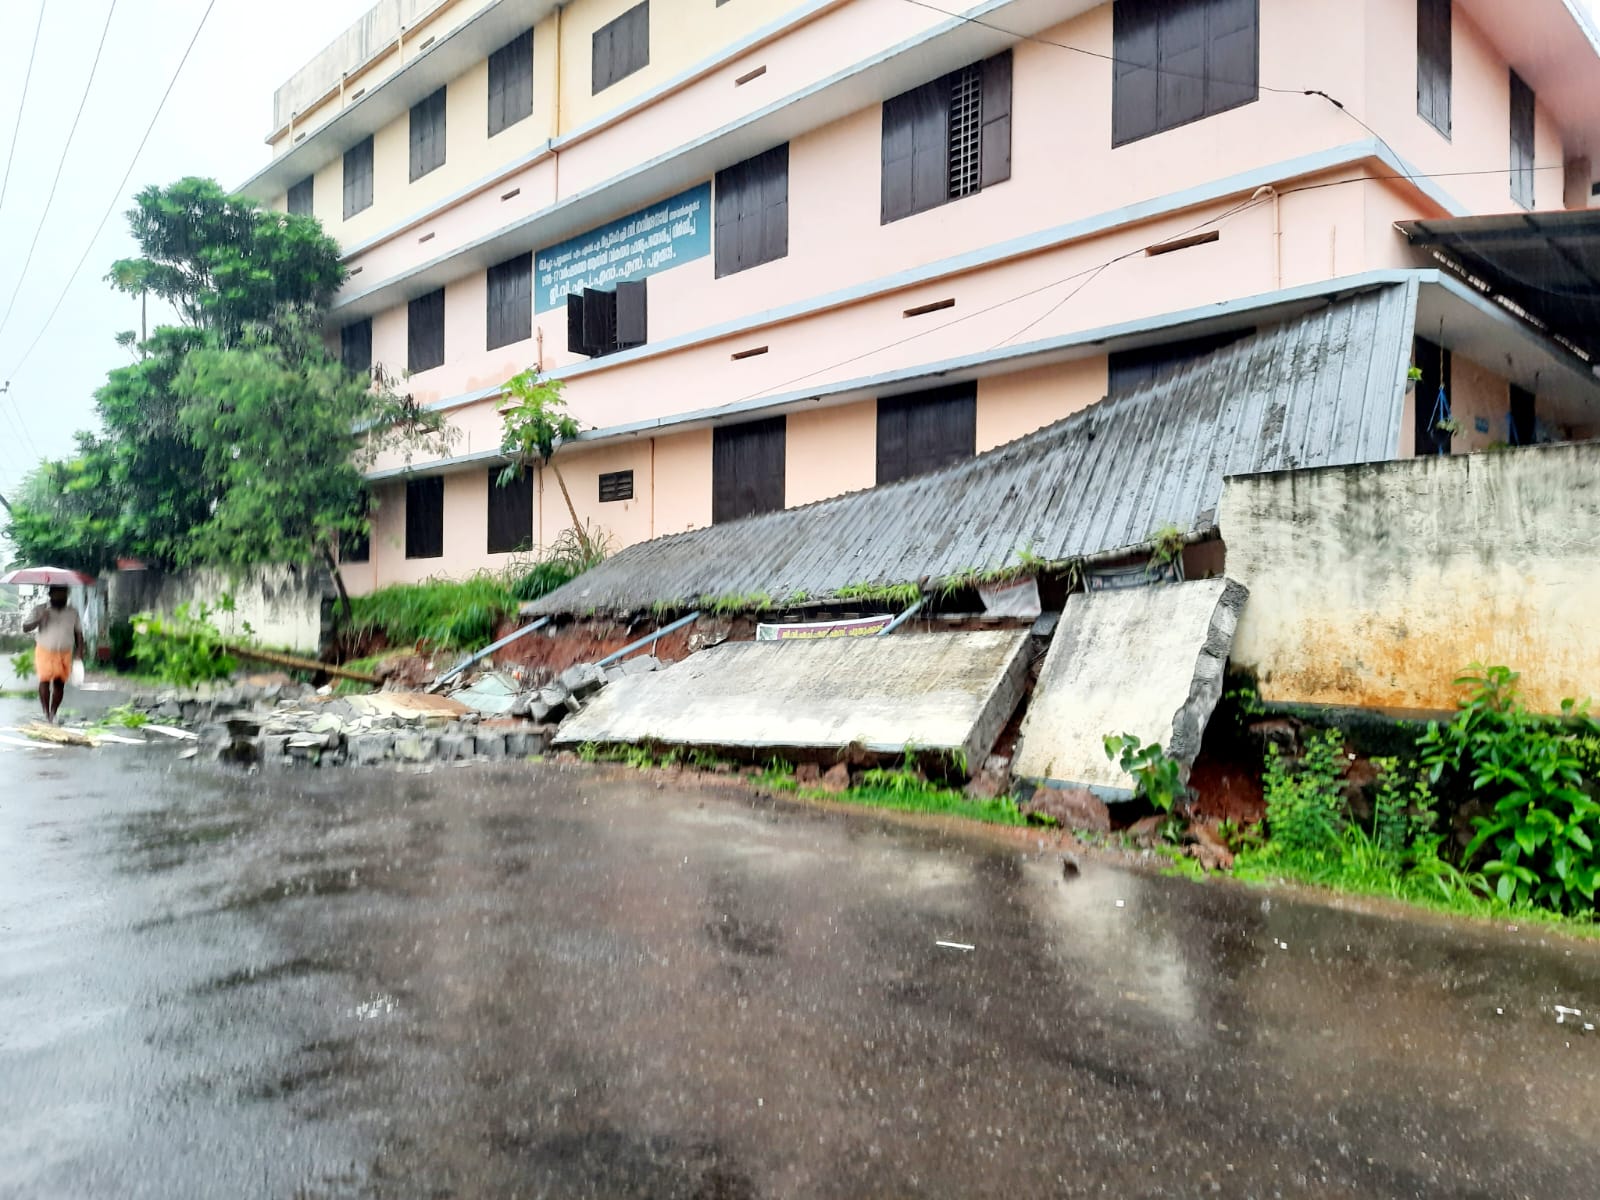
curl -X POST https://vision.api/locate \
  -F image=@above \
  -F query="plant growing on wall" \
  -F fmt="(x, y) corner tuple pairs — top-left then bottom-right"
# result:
(497, 369), (595, 560)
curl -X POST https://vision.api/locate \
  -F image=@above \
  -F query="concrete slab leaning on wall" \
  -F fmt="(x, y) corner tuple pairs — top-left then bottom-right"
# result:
(554, 630), (1032, 768)
(1222, 443), (1600, 714)
(1013, 578), (1248, 795)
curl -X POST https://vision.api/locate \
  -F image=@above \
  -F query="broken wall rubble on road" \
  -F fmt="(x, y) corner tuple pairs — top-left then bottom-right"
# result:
(1013, 578), (1247, 795)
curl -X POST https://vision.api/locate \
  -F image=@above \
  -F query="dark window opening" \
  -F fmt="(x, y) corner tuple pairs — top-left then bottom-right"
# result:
(714, 143), (789, 277)
(488, 29), (534, 137)
(566, 280), (646, 357)
(1107, 328), (1251, 395)
(881, 50), (1010, 224)
(410, 86), (447, 181)
(1113, 0), (1259, 147)
(1510, 70), (1535, 209)
(342, 522), (370, 564)
(287, 175), (314, 216)
(1418, 0), (1452, 137)
(343, 136), (374, 218)
(341, 318), (372, 376)
(593, 1), (649, 94)
(487, 252), (532, 351)
(599, 470), (634, 502)
(712, 416), (785, 524)
(1509, 384), (1536, 446)
(876, 383), (976, 485)
(1413, 336), (1452, 456)
(487, 469), (534, 554)
(408, 288), (446, 374)
(405, 477), (444, 559)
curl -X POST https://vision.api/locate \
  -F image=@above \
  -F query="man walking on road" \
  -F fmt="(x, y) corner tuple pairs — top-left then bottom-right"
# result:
(22, 586), (85, 725)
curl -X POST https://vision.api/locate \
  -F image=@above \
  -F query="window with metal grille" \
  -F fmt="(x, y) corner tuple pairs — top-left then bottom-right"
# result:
(948, 64), (981, 199)
(287, 175), (313, 216)
(881, 51), (1010, 224)
(410, 86), (447, 181)
(343, 136), (374, 219)
(1417, 0), (1452, 137)
(488, 30), (533, 137)
(405, 477), (444, 559)
(875, 384), (975, 485)
(408, 288), (445, 373)
(486, 469), (533, 554)
(593, 2), (648, 95)
(486, 253), (532, 351)
(341, 318), (372, 376)
(599, 470), (634, 502)
(1510, 70), (1535, 209)
(566, 281), (646, 357)
(714, 144), (788, 277)
(1112, 0), (1258, 147)
(712, 417), (785, 524)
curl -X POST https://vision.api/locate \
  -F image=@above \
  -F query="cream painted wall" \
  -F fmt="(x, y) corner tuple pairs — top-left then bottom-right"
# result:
(784, 403), (878, 507)
(1223, 444), (1600, 714)
(976, 359), (1109, 451)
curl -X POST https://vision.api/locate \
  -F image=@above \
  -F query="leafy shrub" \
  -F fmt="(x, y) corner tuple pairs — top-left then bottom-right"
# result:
(1261, 727), (1347, 861)
(347, 576), (518, 650)
(1420, 665), (1600, 913)
(11, 646), (34, 679)
(130, 600), (238, 686)
(1103, 733), (1188, 814)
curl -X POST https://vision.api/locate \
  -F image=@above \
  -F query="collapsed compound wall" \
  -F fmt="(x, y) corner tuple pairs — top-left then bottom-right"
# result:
(1222, 443), (1600, 714)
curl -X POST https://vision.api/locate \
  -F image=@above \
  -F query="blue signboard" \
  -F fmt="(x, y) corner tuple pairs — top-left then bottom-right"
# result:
(534, 183), (711, 312)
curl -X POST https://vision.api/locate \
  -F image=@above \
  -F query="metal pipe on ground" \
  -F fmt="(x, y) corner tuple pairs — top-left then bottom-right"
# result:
(429, 617), (553, 692)
(595, 611), (701, 668)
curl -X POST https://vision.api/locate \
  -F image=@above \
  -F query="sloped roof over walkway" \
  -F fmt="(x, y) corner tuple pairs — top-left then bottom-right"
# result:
(530, 283), (1416, 617)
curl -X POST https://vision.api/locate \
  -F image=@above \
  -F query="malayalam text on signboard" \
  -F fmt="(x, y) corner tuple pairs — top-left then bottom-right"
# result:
(534, 183), (711, 312)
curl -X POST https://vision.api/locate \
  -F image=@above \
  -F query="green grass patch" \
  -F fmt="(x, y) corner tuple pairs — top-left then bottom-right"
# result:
(799, 781), (1028, 826)
(348, 575), (520, 650)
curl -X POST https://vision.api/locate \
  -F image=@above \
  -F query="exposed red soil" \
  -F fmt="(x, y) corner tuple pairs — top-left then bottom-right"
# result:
(1186, 752), (1266, 826)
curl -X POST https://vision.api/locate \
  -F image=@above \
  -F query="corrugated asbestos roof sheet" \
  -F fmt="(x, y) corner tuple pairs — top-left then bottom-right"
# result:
(531, 283), (1416, 616)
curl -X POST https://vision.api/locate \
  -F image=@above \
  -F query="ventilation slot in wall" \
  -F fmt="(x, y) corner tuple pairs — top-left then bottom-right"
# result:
(731, 345), (769, 361)
(500, 187), (521, 202)
(735, 65), (767, 86)
(903, 298), (955, 318)
(418, 36), (436, 51)
(418, 231), (436, 244)
(294, 132), (307, 143)
(348, 266), (364, 277)
(349, 88), (366, 102)
(1145, 230), (1220, 257)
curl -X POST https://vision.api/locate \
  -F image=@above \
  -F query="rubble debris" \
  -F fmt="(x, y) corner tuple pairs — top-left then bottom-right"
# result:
(1022, 786), (1111, 833)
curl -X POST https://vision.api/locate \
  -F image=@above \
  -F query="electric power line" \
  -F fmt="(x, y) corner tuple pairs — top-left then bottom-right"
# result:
(0, 0), (47, 217)
(2, 0), (219, 390)
(0, 0), (123, 348)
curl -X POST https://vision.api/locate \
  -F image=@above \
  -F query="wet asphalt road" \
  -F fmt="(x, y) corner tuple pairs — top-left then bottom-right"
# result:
(3, 697), (1599, 1199)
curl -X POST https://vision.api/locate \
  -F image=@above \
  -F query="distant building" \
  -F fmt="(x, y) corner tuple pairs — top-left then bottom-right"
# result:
(237, 0), (1600, 592)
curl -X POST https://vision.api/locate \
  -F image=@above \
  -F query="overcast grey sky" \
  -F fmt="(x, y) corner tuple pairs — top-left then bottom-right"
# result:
(0, 0), (375, 507)
(1, 0), (1598, 513)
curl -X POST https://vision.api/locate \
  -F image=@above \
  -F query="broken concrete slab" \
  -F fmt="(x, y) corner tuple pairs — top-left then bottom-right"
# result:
(1013, 578), (1248, 795)
(454, 672), (522, 715)
(555, 631), (1031, 768)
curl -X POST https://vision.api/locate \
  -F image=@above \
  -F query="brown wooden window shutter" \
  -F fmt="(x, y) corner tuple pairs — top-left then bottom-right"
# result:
(567, 294), (587, 355)
(410, 86), (447, 181)
(486, 469), (534, 554)
(875, 383), (976, 486)
(287, 175), (314, 216)
(1417, 0), (1452, 137)
(488, 30), (533, 137)
(712, 417), (786, 524)
(405, 477), (445, 559)
(408, 288), (446, 373)
(1509, 70), (1535, 208)
(715, 144), (789, 277)
(882, 52), (1012, 224)
(343, 136), (374, 218)
(593, 1), (649, 94)
(978, 51), (1012, 189)
(1113, 0), (1258, 147)
(615, 280), (647, 350)
(486, 252), (533, 351)
(340, 318), (372, 376)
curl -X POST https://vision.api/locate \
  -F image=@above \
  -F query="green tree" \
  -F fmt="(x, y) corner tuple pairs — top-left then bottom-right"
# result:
(497, 369), (593, 557)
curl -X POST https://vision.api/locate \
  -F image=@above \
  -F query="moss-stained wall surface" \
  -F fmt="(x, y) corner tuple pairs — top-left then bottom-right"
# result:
(1221, 444), (1600, 714)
